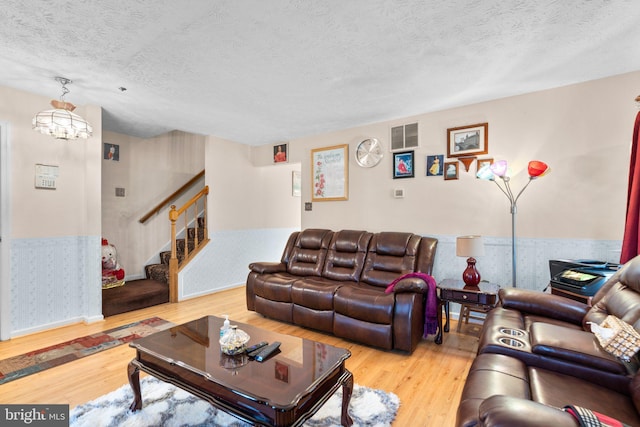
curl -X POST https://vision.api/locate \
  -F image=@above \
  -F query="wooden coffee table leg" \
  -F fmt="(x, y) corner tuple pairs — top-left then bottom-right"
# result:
(341, 370), (354, 427)
(128, 360), (142, 411)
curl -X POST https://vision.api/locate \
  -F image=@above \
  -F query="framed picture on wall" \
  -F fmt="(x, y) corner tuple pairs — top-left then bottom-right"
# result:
(476, 158), (494, 177)
(447, 123), (488, 158)
(273, 143), (288, 163)
(311, 144), (349, 201)
(426, 154), (444, 176)
(393, 150), (415, 179)
(103, 143), (120, 161)
(444, 162), (459, 180)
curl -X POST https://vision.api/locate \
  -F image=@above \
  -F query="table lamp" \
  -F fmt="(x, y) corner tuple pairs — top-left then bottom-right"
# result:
(456, 235), (485, 289)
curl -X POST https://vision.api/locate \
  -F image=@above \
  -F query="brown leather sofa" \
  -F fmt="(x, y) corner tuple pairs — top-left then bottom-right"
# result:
(456, 256), (640, 426)
(245, 229), (438, 353)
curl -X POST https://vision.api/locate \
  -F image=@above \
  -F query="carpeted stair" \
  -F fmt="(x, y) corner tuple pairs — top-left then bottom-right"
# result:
(144, 217), (206, 284)
(102, 217), (205, 317)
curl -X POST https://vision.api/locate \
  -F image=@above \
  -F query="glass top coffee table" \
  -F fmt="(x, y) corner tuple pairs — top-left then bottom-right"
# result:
(128, 315), (353, 426)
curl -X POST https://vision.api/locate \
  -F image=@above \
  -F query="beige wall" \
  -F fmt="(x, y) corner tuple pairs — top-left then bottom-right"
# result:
(1, 86), (102, 239)
(273, 71), (639, 241)
(207, 136), (301, 231)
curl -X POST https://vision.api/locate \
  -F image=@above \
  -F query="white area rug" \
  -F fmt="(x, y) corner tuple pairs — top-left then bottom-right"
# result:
(70, 376), (400, 427)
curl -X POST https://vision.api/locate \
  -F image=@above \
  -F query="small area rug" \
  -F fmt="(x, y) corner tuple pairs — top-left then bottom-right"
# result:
(0, 317), (172, 385)
(71, 376), (400, 427)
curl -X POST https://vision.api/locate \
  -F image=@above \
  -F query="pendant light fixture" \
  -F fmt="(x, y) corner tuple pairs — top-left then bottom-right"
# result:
(32, 76), (92, 140)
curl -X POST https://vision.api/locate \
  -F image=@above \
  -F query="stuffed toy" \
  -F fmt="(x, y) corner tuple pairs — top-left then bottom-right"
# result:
(102, 238), (125, 288)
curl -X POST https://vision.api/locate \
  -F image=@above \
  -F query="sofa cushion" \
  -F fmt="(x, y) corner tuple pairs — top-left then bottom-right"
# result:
(333, 284), (394, 324)
(529, 322), (627, 374)
(360, 232), (421, 288)
(287, 229), (333, 276)
(530, 367), (640, 426)
(322, 230), (372, 282)
(585, 257), (640, 327)
(586, 282), (640, 327)
(291, 277), (341, 310)
(252, 273), (296, 303)
(456, 354), (530, 427)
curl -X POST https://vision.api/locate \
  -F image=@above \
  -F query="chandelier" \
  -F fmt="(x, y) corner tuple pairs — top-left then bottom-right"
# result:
(32, 77), (93, 140)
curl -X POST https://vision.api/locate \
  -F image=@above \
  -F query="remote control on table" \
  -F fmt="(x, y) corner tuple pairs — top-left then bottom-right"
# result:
(254, 341), (281, 362)
(245, 341), (268, 355)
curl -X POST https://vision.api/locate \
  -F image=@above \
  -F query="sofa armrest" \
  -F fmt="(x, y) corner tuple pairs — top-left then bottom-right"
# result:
(478, 395), (578, 427)
(500, 288), (589, 325)
(248, 262), (286, 274)
(530, 322), (628, 375)
(391, 277), (429, 293)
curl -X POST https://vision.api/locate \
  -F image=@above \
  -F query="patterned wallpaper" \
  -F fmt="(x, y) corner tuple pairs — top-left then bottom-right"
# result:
(6, 229), (621, 336)
(10, 236), (102, 336)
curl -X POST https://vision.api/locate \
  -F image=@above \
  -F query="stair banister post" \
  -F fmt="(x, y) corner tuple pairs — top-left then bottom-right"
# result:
(169, 205), (179, 303)
(203, 186), (209, 242)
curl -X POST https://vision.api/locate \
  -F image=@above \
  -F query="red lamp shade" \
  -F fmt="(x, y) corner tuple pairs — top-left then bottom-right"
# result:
(528, 161), (549, 178)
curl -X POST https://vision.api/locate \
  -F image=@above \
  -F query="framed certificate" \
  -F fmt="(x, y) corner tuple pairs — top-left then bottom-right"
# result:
(311, 144), (348, 201)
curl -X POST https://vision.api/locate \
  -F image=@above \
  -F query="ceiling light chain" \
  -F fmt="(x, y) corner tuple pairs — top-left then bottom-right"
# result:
(56, 76), (71, 101)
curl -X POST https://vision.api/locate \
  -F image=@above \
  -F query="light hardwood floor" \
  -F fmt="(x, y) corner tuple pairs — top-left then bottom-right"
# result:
(0, 286), (480, 426)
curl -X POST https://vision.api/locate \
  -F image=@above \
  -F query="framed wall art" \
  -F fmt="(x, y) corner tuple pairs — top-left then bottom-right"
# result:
(476, 158), (494, 176)
(444, 161), (459, 180)
(393, 150), (414, 179)
(426, 154), (444, 176)
(273, 143), (288, 163)
(311, 144), (348, 201)
(103, 143), (120, 161)
(447, 122), (488, 158)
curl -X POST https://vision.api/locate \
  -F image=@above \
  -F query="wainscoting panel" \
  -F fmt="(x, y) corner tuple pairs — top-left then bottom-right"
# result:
(10, 235), (102, 337)
(179, 230), (622, 304)
(428, 234), (621, 322)
(429, 234), (621, 291)
(179, 228), (298, 300)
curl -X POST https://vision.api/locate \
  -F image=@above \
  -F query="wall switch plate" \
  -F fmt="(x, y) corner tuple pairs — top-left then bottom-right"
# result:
(305, 202), (312, 211)
(394, 188), (405, 198)
(115, 187), (125, 197)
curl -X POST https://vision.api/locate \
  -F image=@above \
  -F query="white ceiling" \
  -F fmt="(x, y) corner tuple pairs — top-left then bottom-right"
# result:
(1, 1), (639, 146)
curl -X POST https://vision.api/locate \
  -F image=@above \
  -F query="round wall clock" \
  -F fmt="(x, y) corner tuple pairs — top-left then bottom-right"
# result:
(355, 138), (384, 168)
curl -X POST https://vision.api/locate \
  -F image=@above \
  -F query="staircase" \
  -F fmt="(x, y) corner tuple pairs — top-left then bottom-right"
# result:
(102, 216), (207, 317)
(103, 177), (208, 317)
(144, 216), (206, 285)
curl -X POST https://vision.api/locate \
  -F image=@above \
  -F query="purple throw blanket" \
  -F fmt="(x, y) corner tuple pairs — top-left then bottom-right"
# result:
(385, 272), (438, 337)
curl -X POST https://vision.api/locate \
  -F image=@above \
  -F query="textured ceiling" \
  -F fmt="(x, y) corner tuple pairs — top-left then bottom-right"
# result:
(1, 1), (639, 145)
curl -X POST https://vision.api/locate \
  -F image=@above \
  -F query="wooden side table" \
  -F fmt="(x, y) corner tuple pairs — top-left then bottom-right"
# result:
(435, 279), (500, 344)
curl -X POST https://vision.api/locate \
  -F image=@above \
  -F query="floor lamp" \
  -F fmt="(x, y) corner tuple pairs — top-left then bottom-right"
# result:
(476, 160), (550, 287)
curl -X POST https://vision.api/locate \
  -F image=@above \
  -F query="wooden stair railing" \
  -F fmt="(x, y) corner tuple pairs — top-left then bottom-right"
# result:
(139, 170), (205, 224)
(169, 185), (209, 302)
